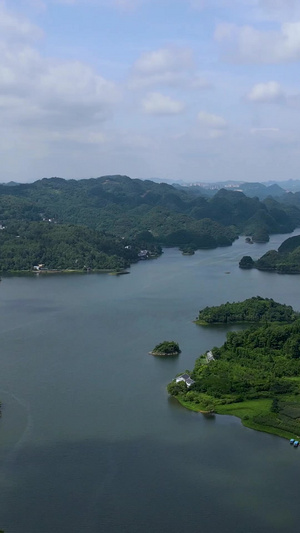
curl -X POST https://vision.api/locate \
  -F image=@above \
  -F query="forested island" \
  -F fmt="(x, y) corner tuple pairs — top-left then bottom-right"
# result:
(196, 297), (299, 325)
(150, 341), (181, 357)
(240, 235), (300, 274)
(168, 298), (300, 439)
(0, 175), (300, 272)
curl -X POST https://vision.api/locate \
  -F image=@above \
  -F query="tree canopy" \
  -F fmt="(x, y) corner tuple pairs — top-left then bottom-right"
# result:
(0, 175), (299, 272)
(168, 298), (300, 438)
(151, 341), (181, 356)
(196, 297), (299, 325)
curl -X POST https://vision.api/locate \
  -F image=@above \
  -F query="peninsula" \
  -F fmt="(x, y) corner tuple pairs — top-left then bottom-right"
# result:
(195, 296), (299, 325)
(168, 298), (300, 439)
(239, 235), (300, 274)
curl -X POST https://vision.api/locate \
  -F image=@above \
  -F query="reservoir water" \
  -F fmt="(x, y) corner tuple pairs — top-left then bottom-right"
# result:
(0, 233), (300, 532)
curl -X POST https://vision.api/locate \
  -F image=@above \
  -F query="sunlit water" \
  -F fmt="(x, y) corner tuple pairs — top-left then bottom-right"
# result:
(0, 232), (300, 532)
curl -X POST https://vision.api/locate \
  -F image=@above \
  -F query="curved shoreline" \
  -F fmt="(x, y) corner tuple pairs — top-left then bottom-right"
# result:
(175, 396), (295, 440)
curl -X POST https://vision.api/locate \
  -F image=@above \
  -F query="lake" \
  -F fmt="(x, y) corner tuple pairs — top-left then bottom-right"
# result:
(0, 233), (300, 532)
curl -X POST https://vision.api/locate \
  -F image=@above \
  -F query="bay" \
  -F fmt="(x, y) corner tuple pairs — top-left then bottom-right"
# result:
(0, 232), (300, 532)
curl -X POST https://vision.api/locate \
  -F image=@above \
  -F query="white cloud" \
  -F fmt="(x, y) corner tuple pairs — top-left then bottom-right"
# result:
(0, 0), (123, 181)
(0, 2), (43, 42)
(0, 47), (119, 130)
(134, 47), (192, 74)
(197, 111), (227, 139)
(198, 111), (227, 129)
(190, 75), (213, 90)
(142, 92), (185, 115)
(215, 21), (300, 63)
(39, 61), (118, 108)
(247, 81), (285, 103)
(251, 127), (280, 134)
(0, 4), (120, 135)
(130, 47), (194, 88)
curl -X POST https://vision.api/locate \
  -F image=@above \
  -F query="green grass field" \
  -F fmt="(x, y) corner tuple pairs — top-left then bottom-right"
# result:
(176, 395), (300, 440)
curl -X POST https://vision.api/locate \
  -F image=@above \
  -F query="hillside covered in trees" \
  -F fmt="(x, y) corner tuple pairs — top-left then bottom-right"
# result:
(240, 235), (300, 274)
(168, 298), (300, 438)
(1, 175), (300, 272)
(0, 222), (147, 272)
(196, 297), (299, 325)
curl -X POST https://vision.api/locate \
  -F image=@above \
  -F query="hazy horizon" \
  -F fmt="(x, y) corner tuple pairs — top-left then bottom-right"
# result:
(0, 175), (299, 187)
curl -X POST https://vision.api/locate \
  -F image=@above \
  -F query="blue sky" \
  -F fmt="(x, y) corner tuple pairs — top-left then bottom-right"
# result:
(1, 0), (300, 183)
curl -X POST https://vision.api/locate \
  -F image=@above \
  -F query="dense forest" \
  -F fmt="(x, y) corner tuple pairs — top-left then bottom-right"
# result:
(0, 222), (148, 271)
(168, 299), (300, 438)
(196, 297), (299, 325)
(1, 175), (300, 272)
(240, 235), (300, 274)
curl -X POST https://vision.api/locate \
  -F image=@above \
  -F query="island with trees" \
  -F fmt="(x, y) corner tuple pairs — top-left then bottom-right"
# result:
(168, 298), (300, 439)
(150, 341), (181, 357)
(239, 235), (300, 274)
(195, 296), (299, 325)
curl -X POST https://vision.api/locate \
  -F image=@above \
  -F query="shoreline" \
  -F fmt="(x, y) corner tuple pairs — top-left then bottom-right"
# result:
(149, 351), (179, 357)
(1, 268), (130, 277)
(175, 396), (295, 440)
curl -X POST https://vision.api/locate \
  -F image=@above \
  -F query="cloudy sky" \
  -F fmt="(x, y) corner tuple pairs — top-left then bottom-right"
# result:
(1, 0), (300, 183)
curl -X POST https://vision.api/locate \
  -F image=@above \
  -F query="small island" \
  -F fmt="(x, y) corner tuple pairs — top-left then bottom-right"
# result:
(168, 298), (300, 439)
(150, 341), (181, 357)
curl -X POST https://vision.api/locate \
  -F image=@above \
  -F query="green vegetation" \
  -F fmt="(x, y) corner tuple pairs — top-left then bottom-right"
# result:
(252, 227), (270, 243)
(239, 255), (255, 269)
(196, 296), (299, 325)
(168, 298), (300, 438)
(181, 247), (195, 255)
(239, 235), (300, 274)
(0, 175), (299, 273)
(0, 222), (142, 272)
(150, 341), (181, 356)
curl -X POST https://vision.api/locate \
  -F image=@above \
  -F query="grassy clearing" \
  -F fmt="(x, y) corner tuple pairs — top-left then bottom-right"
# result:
(176, 395), (300, 439)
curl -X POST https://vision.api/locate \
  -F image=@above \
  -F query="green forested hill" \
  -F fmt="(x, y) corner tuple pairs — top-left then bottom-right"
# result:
(239, 235), (300, 274)
(0, 222), (141, 271)
(1, 176), (299, 238)
(168, 299), (300, 438)
(0, 175), (300, 272)
(196, 296), (298, 325)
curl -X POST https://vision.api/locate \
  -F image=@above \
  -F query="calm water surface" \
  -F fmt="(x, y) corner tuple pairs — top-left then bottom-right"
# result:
(0, 233), (300, 532)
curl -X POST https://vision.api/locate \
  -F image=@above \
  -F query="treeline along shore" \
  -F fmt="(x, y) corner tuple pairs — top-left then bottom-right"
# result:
(1, 175), (300, 272)
(168, 298), (300, 439)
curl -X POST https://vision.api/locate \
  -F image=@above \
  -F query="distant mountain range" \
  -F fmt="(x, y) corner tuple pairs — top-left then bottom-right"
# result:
(173, 180), (300, 200)
(133, 177), (300, 199)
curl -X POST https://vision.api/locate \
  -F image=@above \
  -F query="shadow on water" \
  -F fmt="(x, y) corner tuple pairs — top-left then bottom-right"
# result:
(202, 412), (216, 421)
(0, 436), (299, 533)
(167, 396), (216, 422)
